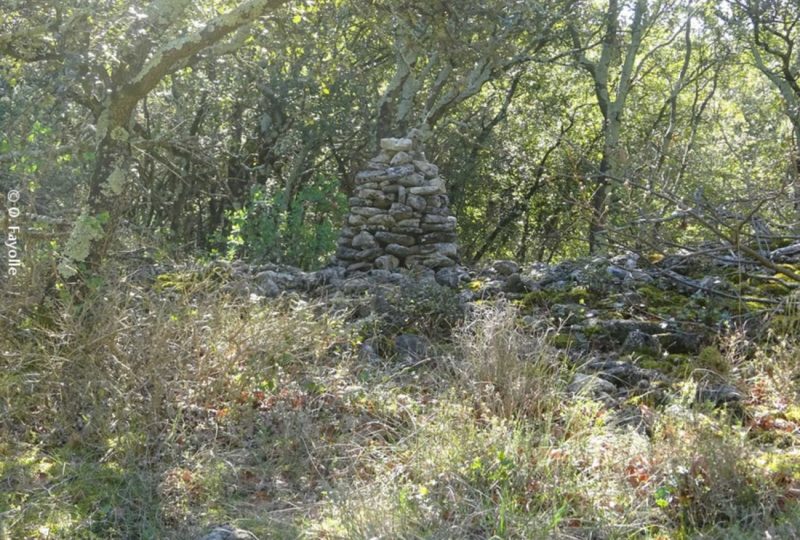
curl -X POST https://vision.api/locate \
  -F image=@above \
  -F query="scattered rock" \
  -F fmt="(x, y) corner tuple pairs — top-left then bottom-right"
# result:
(435, 266), (468, 288)
(504, 273), (536, 293)
(695, 383), (744, 408)
(586, 359), (666, 388)
(567, 373), (618, 398)
(253, 273), (280, 297)
(656, 331), (703, 354)
(622, 329), (663, 357)
(595, 319), (667, 343)
(394, 334), (429, 362)
(493, 260), (520, 276)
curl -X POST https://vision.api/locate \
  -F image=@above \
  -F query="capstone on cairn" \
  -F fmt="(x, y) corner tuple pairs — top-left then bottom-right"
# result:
(335, 136), (459, 273)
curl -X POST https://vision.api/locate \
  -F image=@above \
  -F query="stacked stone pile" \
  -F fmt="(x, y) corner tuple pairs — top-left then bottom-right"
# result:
(336, 137), (459, 273)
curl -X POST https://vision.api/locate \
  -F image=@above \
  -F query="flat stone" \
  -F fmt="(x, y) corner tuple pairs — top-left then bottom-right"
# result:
(405, 255), (427, 268)
(397, 173), (424, 187)
(346, 262), (372, 273)
(384, 164), (415, 178)
(422, 214), (456, 225)
(390, 151), (412, 165)
(413, 160), (438, 178)
(421, 223), (456, 233)
(406, 194), (426, 212)
(435, 266), (466, 288)
(374, 254), (400, 270)
(389, 202), (414, 219)
(392, 226), (423, 235)
(433, 242), (458, 258)
(366, 214), (396, 227)
(421, 232), (457, 244)
(351, 207), (385, 218)
(622, 329), (662, 357)
(348, 197), (368, 207)
(396, 218), (421, 228)
(385, 243), (418, 257)
(409, 185), (444, 196)
(336, 246), (360, 260)
(423, 253), (456, 268)
(355, 247), (383, 261)
(493, 260), (519, 276)
(567, 373), (617, 397)
(372, 150), (392, 164)
(359, 188), (386, 199)
(352, 231), (377, 249)
(375, 231), (416, 246)
(428, 177), (446, 191)
(355, 170), (387, 183)
(380, 137), (413, 151)
(348, 214), (366, 226)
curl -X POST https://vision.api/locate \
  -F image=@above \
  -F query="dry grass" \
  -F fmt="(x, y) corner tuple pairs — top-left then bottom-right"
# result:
(451, 302), (568, 420)
(1, 264), (799, 539)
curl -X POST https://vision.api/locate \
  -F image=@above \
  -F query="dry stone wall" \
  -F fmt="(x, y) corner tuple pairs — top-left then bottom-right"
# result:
(335, 137), (459, 273)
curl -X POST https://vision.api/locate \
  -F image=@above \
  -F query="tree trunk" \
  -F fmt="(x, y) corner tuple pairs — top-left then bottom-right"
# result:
(57, 0), (289, 290)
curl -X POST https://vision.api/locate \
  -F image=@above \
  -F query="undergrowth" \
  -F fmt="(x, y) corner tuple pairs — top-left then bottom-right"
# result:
(1, 266), (799, 539)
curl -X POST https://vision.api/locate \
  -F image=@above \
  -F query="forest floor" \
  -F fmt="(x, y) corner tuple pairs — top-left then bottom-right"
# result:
(2, 253), (800, 539)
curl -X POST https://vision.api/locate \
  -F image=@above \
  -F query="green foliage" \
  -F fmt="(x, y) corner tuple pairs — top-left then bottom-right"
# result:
(225, 175), (346, 269)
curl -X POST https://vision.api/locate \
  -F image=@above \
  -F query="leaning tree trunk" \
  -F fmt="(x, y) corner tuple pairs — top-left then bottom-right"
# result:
(56, 0), (289, 292)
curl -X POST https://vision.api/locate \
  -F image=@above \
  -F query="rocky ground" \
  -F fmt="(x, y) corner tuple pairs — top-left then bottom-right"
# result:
(4, 248), (800, 539)
(156, 248), (797, 418)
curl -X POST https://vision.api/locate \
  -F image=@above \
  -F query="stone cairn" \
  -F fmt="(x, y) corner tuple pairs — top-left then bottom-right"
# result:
(335, 136), (459, 273)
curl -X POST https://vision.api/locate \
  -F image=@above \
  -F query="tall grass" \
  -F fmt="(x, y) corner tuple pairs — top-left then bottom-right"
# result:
(1, 269), (798, 539)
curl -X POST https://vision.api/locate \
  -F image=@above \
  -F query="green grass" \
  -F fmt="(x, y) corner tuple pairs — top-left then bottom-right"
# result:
(1, 270), (799, 539)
